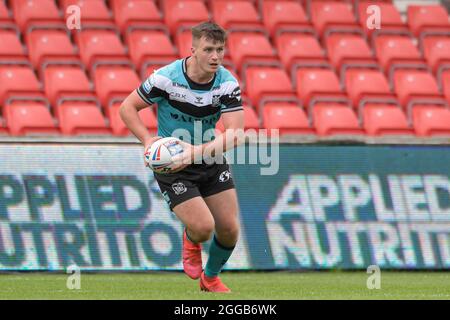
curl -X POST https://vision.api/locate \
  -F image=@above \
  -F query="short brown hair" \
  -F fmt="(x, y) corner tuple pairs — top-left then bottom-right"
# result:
(191, 21), (227, 44)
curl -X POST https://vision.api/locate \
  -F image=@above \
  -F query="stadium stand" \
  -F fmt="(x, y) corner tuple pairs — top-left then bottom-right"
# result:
(0, 0), (449, 138)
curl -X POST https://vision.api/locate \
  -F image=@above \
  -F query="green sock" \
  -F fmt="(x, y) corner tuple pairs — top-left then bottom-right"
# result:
(205, 235), (235, 277)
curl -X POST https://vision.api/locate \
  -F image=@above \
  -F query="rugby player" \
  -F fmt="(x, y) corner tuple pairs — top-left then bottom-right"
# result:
(120, 21), (244, 293)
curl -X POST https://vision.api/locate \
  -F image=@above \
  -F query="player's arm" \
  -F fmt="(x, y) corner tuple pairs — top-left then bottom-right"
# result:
(119, 90), (160, 148)
(201, 109), (245, 158)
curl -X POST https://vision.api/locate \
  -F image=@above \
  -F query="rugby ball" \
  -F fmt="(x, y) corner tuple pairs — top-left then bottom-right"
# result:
(145, 137), (184, 173)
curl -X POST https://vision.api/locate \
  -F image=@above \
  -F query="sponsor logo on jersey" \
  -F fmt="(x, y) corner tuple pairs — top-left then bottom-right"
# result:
(143, 76), (155, 94)
(172, 182), (187, 195)
(194, 96), (203, 105)
(219, 170), (231, 182)
(212, 95), (221, 108)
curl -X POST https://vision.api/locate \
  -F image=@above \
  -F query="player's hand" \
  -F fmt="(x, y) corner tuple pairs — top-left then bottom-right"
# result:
(170, 140), (203, 170)
(143, 136), (162, 167)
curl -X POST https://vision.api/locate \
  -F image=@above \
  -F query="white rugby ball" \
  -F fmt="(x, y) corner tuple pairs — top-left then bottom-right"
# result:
(144, 137), (184, 174)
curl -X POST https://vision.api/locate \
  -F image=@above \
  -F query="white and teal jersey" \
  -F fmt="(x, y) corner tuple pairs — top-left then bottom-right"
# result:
(136, 58), (243, 145)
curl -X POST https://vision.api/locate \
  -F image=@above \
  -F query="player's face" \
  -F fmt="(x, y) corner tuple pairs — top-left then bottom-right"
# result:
(192, 37), (225, 74)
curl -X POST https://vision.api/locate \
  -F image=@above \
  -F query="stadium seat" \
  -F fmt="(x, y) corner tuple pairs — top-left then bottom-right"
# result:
(262, 103), (313, 135)
(0, 66), (43, 104)
(442, 71), (450, 104)
(212, 0), (263, 32)
(325, 34), (376, 71)
(0, 29), (27, 62)
(344, 69), (394, 108)
(109, 102), (157, 136)
(4, 100), (58, 136)
(412, 105), (450, 136)
(0, 0), (12, 23)
(242, 105), (260, 130)
(127, 30), (178, 70)
(142, 62), (169, 80)
(227, 32), (278, 72)
(57, 101), (111, 135)
(312, 103), (364, 136)
(44, 66), (93, 107)
(163, 0), (209, 36)
(244, 67), (295, 109)
(111, 0), (165, 35)
(76, 30), (128, 71)
(61, 0), (114, 28)
(176, 29), (193, 58)
(275, 33), (327, 74)
(393, 70), (443, 107)
(94, 66), (141, 109)
(295, 68), (346, 107)
(262, 1), (313, 37)
(12, 0), (63, 33)
(362, 104), (413, 136)
(407, 5), (450, 38)
(358, 1), (408, 37)
(310, 1), (360, 38)
(26, 29), (78, 68)
(422, 36), (450, 74)
(215, 105), (258, 132)
(374, 35), (426, 77)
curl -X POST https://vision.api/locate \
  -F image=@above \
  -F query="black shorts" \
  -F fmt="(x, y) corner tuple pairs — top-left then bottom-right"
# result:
(153, 159), (235, 210)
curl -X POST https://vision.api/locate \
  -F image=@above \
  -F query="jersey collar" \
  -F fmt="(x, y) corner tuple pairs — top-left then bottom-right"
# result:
(182, 57), (217, 91)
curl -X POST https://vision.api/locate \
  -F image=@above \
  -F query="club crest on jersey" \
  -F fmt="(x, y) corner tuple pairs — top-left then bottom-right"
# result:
(219, 170), (231, 182)
(172, 182), (187, 195)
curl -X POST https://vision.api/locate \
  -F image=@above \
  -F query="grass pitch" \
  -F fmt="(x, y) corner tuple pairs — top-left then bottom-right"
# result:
(0, 271), (449, 300)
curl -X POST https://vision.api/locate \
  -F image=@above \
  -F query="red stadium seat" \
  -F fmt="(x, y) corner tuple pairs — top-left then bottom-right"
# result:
(26, 30), (78, 68)
(0, 0), (12, 23)
(0, 66), (42, 104)
(12, 0), (63, 33)
(276, 33), (327, 73)
(227, 32), (278, 71)
(393, 70), (443, 107)
(76, 30), (128, 71)
(244, 67), (295, 109)
(215, 105), (258, 132)
(412, 105), (450, 136)
(422, 36), (450, 74)
(262, 103), (313, 135)
(4, 100), (58, 136)
(111, 0), (164, 35)
(242, 105), (260, 130)
(0, 29), (27, 61)
(345, 69), (394, 108)
(57, 101), (110, 135)
(61, 0), (114, 28)
(362, 104), (413, 136)
(262, 1), (312, 37)
(407, 5), (450, 37)
(212, 0), (262, 32)
(295, 68), (345, 107)
(374, 35), (426, 76)
(142, 62), (169, 80)
(44, 66), (93, 106)
(358, 1), (408, 37)
(325, 34), (376, 71)
(94, 66), (141, 109)
(127, 30), (178, 70)
(312, 103), (364, 136)
(176, 29), (192, 58)
(163, 0), (209, 35)
(109, 102), (157, 136)
(310, 1), (360, 38)
(442, 71), (450, 104)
